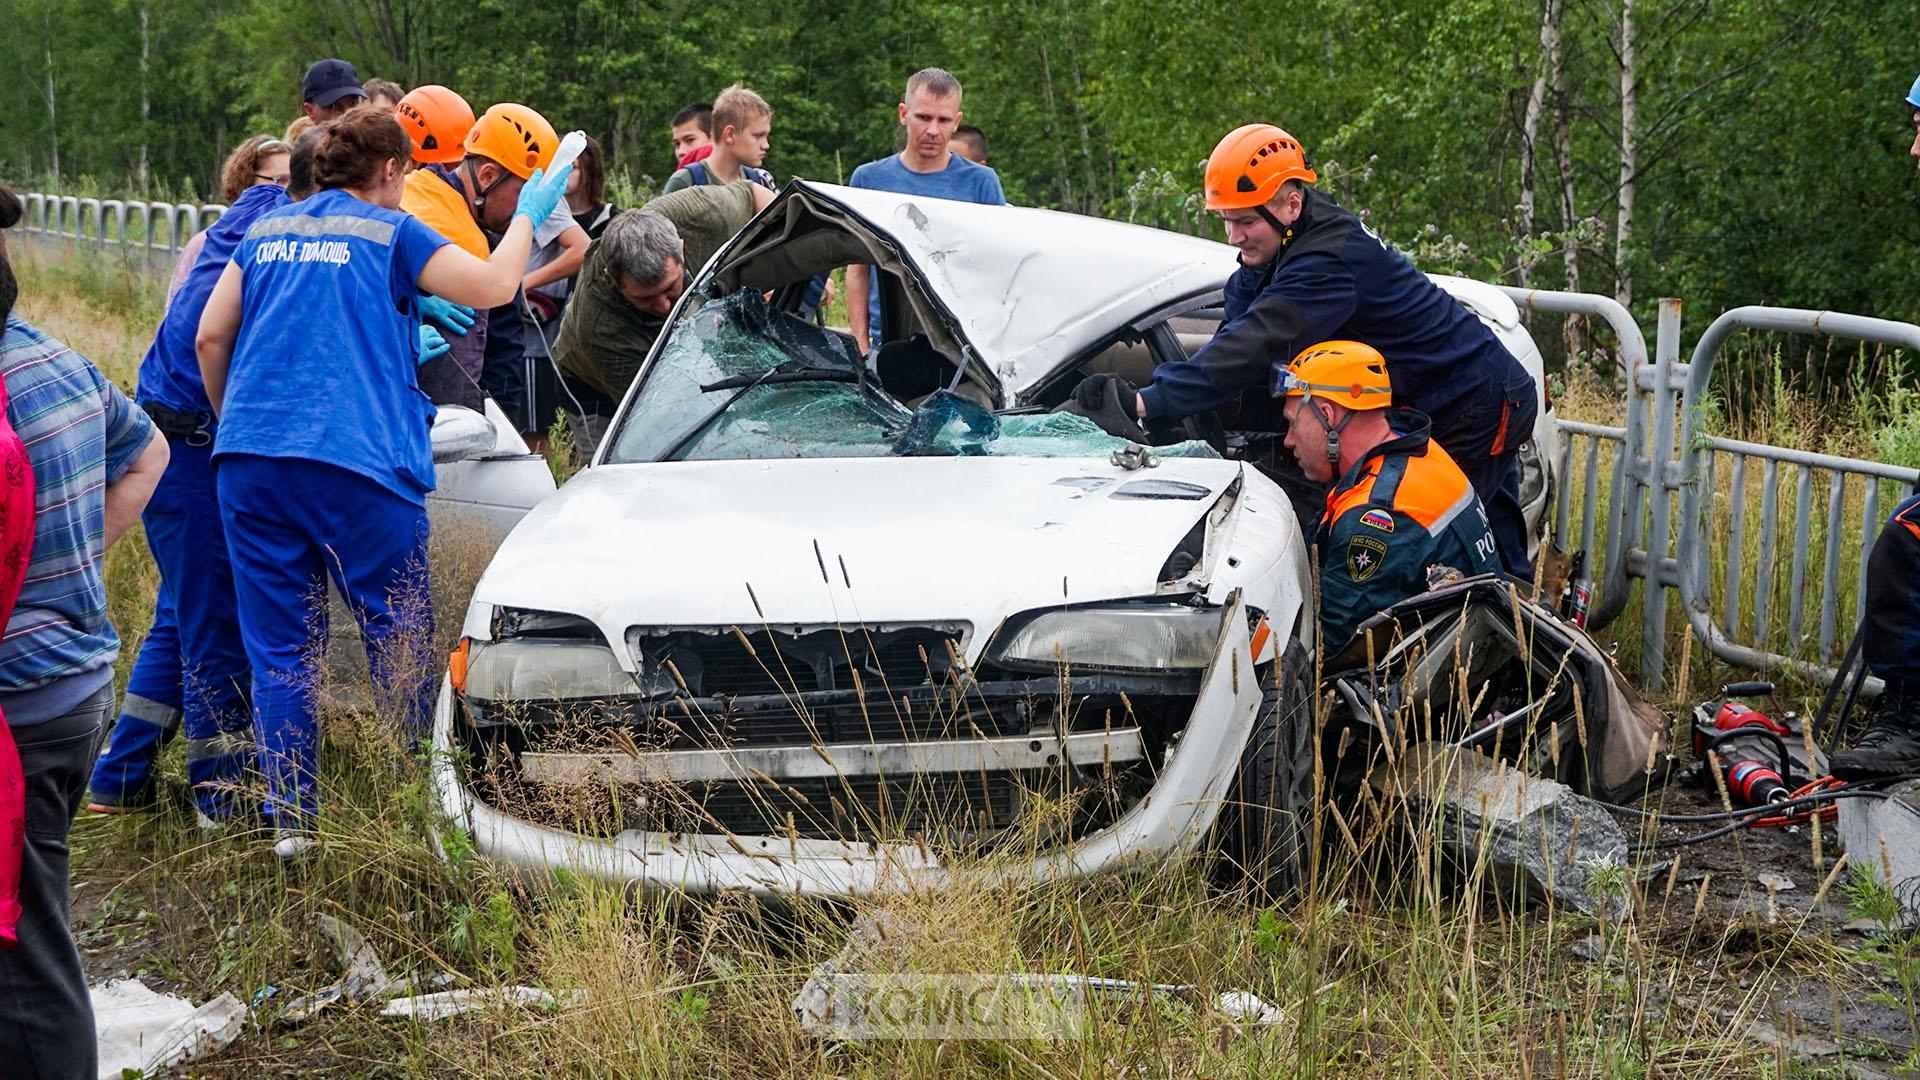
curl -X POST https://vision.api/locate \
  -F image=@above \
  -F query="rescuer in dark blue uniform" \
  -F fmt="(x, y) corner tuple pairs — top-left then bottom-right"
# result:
(1827, 77), (1920, 780)
(1831, 493), (1920, 779)
(1067, 124), (1537, 579)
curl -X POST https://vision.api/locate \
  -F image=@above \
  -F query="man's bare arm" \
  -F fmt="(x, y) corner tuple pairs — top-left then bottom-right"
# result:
(104, 431), (168, 549)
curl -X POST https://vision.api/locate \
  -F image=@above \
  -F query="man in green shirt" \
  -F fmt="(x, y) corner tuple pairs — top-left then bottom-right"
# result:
(552, 180), (774, 454)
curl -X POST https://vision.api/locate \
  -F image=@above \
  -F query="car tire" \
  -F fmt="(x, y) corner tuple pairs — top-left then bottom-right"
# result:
(1223, 639), (1315, 898)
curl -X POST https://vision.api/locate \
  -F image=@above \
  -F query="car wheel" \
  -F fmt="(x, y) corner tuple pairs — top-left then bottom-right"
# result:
(1223, 639), (1315, 898)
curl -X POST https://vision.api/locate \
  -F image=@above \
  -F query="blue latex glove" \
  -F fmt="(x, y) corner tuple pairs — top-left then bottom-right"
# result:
(511, 163), (573, 228)
(416, 324), (451, 367)
(419, 294), (475, 337)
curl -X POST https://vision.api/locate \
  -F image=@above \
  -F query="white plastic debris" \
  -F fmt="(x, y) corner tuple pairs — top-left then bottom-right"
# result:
(1839, 780), (1920, 916)
(92, 978), (246, 1079)
(1213, 989), (1286, 1025)
(380, 986), (584, 1021)
(793, 914), (1287, 1040)
(279, 913), (396, 1022)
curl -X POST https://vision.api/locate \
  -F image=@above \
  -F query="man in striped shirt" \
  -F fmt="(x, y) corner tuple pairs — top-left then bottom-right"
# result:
(0, 184), (168, 1079)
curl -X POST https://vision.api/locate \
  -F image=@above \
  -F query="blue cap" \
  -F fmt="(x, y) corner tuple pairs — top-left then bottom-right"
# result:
(1907, 74), (1920, 110)
(302, 59), (365, 108)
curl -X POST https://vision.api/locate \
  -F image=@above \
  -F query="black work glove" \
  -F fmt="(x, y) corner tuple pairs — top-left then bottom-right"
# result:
(1057, 373), (1148, 443)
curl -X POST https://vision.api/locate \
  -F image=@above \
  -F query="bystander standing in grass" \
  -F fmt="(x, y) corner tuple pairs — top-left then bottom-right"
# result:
(663, 85), (776, 194)
(0, 182), (169, 1080)
(952, 123), (989, 165)
(299, 58), (366, 124)
(846, 68), (1005, 355)
(363, 76), (405, 112)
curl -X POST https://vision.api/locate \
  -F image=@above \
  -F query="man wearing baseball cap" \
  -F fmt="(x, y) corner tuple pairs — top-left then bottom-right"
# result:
(301, 58), (367, 123)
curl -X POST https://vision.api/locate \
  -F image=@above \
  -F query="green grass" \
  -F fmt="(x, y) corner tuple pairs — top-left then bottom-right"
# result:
(16, 245), (1916, 1076)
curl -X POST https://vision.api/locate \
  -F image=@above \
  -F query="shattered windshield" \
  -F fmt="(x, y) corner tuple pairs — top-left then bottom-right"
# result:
(603, 290), (1220, 463)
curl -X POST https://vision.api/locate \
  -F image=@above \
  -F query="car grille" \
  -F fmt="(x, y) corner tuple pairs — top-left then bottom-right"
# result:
(462, 624), (1179, 847)
(656, 697), (1023, 748)
(628, 626), (1015, 747)
(637, 627), (961, 694)
(639, 771), (1028, 841)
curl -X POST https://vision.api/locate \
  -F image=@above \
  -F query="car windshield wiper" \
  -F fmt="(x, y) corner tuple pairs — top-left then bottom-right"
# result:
(652, 362), (866, 463)
(699, 366), (859, 392)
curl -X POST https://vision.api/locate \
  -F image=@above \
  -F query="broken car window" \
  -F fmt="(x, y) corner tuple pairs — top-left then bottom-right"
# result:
(604, 290), (1220, 463)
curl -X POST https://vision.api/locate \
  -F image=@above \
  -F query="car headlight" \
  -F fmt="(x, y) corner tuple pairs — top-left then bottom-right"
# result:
(461, 639), (640, 703)
(987, 604), (1225, 674)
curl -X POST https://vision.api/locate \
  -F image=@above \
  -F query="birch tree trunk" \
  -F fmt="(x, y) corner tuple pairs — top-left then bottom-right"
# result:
(1615, 0), (1637, 310)
(1517, 0), (1560, 288)
(43, 9), (59, 182)
(1068, 47), (1100, 214)
(138, 0), (151, 189)
(1035, 39), (1076, 209)
(1553, 15), (1583, 362)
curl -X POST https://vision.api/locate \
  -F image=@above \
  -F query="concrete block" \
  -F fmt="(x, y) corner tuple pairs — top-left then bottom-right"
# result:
(1377, 745), (1632, 919)
(1838, 780), (1920, 915)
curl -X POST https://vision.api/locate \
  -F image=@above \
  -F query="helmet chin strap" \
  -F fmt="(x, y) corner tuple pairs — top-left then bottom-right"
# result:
(1305, 398), (1356, 469)
(1256, 192), (1298, 248)
(464, 160), (509, 216)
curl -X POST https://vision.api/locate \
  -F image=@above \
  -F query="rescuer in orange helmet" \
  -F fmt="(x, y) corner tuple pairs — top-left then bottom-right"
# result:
(395, 95), (590, 414)
(1064, 123), (1540, 580)
(1278, 340), (1499, 650)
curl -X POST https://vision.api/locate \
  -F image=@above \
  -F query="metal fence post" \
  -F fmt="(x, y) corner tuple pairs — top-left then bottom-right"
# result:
(1639, 299), (1684, 692)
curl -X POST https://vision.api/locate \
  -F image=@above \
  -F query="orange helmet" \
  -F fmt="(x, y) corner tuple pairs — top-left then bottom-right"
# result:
(394, 85), (474, 166)
(1204, 124), (1317, 211)
(464, 103), (558, 179)
(1281, 341), (1393, 410)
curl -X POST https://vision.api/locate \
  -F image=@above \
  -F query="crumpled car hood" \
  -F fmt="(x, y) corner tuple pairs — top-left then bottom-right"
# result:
(470, 456), (1244, 658)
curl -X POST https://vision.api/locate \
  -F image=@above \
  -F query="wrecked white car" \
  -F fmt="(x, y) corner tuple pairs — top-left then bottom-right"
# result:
(430, 181), (1558, 896)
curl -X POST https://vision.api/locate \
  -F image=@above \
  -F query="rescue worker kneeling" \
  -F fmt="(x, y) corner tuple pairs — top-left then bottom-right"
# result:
(1279, 341), (1501, 652)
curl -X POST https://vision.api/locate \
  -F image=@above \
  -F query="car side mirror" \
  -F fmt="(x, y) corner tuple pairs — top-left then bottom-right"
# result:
(431, 405), (496, 463)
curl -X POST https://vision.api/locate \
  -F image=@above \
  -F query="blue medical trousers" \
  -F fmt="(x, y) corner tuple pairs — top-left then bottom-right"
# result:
(87, 439), (252, 816)
(216, 454), (433, 829)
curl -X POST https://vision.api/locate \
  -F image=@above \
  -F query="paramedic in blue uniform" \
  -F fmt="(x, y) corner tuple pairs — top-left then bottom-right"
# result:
(85, 173), (293, 820)
(194, 104), (572, 856)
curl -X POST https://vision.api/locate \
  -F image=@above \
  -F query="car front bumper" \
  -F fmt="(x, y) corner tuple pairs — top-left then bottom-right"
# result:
(429, 594), (1264, 896)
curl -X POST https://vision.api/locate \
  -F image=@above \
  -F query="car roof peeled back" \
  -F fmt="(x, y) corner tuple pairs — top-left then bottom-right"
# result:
(706, 182), (1240, 403)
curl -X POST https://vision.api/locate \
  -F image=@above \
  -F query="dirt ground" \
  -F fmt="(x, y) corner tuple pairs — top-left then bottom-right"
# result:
(1628, 781), (1920, 1072)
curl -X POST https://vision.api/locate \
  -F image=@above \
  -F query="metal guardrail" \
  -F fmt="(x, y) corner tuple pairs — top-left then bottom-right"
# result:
(1500, 287), (1646, 635)
(17, 191), (226, 273)
(1673, 306), (1920, 691)
(1509, 288), (1920, 692)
